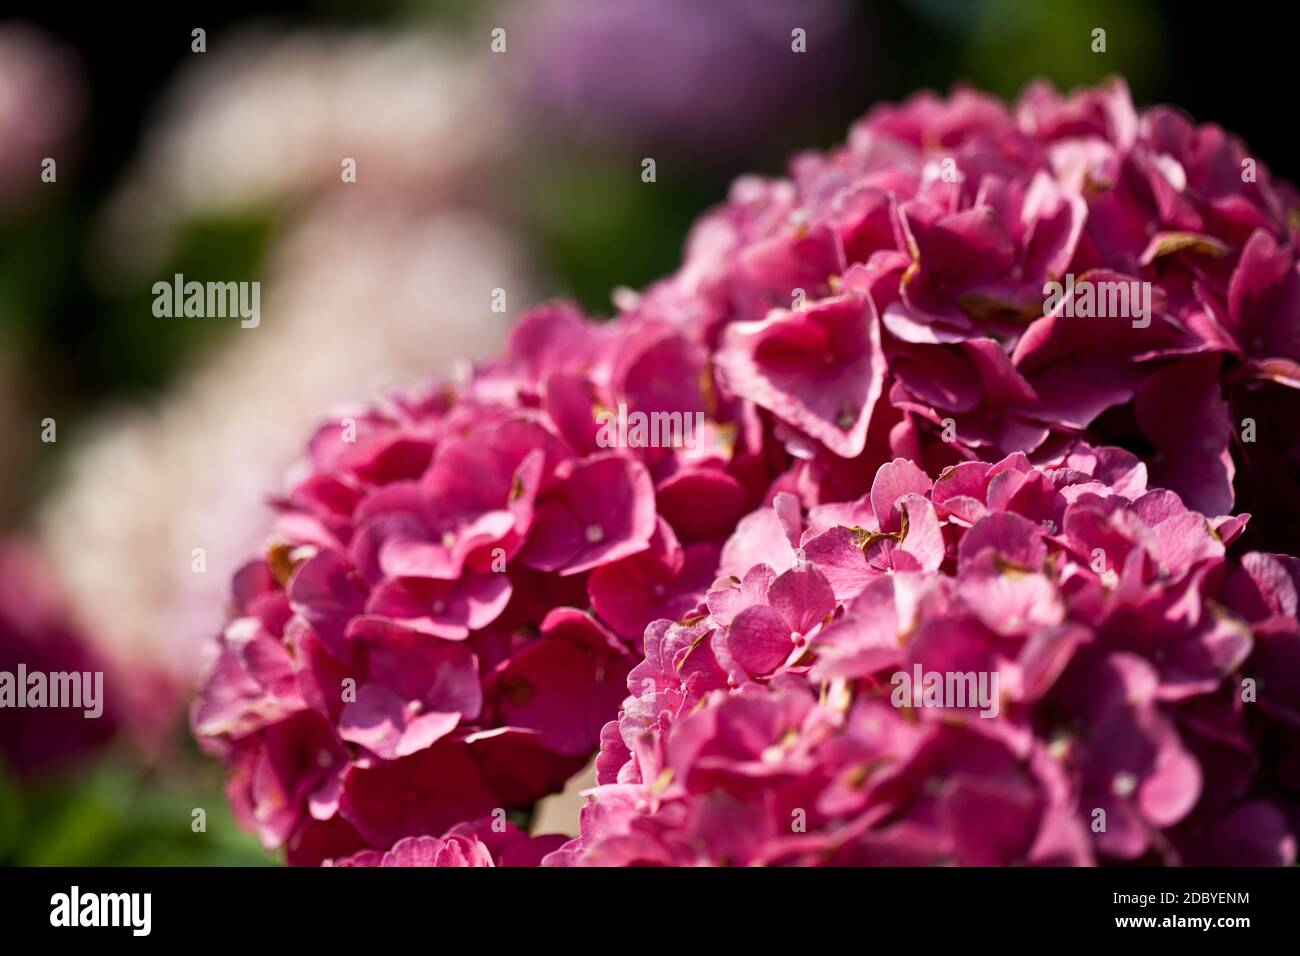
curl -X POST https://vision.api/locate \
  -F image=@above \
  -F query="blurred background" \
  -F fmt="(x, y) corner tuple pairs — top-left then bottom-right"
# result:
(0, 0), (1293, 864)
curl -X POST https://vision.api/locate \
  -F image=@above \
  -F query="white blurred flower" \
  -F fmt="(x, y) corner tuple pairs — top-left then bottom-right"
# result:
(41, 199), (540, 694)
(94, 28), (507, 278)
(40, 24), (540, 707)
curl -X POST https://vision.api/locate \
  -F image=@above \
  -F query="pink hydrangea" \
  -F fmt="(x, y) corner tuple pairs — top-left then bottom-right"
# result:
(195, 78), (1300, 867)
(624, 77), (1300, 553)
(548, 447), (1300, 866)
(191, 305), (765, 864)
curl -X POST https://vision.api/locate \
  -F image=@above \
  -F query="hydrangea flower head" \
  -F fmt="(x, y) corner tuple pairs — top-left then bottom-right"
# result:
(194, 78), (1300, 867)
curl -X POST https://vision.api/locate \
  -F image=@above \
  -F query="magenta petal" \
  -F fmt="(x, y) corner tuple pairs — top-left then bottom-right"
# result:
(801, 527), (874, 602)
(733, 222), (845, 318)
(727, 604), (795, 676)
(192, 620), (307, 739)
(655, 469), (749, 543)
(1135, 355), (1235, 516)
(517, 501), (585, 572)
(588, 518), (716, 641)
(719, 507), (798, 579)
(767, 566), (836, 635)
(896, 494), (945, 571)
(363, 573), (511, 640)
(338, 744), (498, 850)
(288, 549), (367, 658)
(943, 776), (1044, 866)
(338, 685), (460, 760)
(933, 461), (993, 508)
(958, 512), (1048, 570)
(707, 563), (777, 627)
(717, 292), (886, 458)
(1228, 228), (1300, 360)
(494, 636), (630, 756)
(959, 556), (1063, 637)
(522, 454), (657, 576)
(508, 301), (605, 384)
(349, 626), (482, 718)
(870, 458), (932, 533)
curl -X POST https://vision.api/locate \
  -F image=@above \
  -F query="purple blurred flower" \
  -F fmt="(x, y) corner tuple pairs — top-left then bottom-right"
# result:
(0, 23), (85, 219)
(515, 0), (864, 157)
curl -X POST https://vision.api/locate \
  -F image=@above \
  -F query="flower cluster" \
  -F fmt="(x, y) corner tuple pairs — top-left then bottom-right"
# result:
(548, 447), (1300, 865)
(626, 77), (1300, 552)
(195, 78), (1300, 866)
(191, 305), (764, 864)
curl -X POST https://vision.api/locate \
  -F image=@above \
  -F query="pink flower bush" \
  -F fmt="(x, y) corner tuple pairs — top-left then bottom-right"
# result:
(195, 78), (1300, 866)
(627, 77), (1300, 552)
(547, 447), (1300, 866)
(192, 305), (763, 864)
